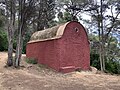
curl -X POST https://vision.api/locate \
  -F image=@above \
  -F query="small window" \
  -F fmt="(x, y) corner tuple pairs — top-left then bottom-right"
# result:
(75, 27), (79, 32)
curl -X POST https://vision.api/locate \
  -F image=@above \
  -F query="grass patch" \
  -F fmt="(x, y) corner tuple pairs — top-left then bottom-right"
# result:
(25, 58), (38, 64)
(38, 64), (49, 68)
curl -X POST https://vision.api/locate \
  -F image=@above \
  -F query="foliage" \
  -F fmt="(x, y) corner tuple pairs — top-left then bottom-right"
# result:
(57, 11), (78, 24)
(105, 59), (120, 74)
(90, 34), (120, 74)
(22, 31), (31, 54)
(56, 0), (90, 19)
(0, 30), (8, 51)
(0, 0), (57, 67)
(0, 10), (7, 51)
(90, 53), (120, 74)
(0, 14), (5, 27)
(34, 0), (56, 30)
(25, 58), (38, 64)
(90, 53), (100, 70)
(48, 20), (58, 28)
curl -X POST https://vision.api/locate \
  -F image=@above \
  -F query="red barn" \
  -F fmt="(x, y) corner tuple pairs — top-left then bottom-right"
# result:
(26, 21), (90, 73)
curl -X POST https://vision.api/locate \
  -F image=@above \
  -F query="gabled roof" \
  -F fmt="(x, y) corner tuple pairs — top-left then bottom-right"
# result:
(28, 22), (69, 43)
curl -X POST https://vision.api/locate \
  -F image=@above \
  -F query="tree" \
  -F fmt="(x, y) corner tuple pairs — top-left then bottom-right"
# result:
(57, 11), (77, 24)
(56, 0), (90, 21)
(36, 0), (56, 30)
(14, 0), (37, 67)
(90, 34), (120, 74)
(5, 0), (16, 66)
(81, 0), (120, 72)
(3, 0), (56, 67)
(3, 0), (37, 67)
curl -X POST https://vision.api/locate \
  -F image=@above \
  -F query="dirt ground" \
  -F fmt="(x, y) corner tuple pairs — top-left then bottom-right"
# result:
(0, 52), (120, 90)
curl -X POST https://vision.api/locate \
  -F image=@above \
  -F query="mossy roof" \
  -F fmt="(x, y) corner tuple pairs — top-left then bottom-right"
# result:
(28, 22), (69, 43)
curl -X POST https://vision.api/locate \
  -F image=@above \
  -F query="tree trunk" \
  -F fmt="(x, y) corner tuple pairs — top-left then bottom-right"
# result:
(98, 21), (103, 71)
(100, 0), (105, 71)
(37, 10), (44, 31)
(6, 0), (15, 66)
(14, 30), (23, 67)
(14, 0), (24, 67)
(7, 25), (13, 66)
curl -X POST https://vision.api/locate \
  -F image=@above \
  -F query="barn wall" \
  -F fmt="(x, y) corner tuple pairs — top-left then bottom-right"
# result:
(59, 22), (90, 71)
(26, 39), (61, 71)
(26, 42), (39, 60)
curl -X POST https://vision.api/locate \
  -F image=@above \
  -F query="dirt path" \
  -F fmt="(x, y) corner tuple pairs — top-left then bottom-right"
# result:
(0, 52), (120, 90)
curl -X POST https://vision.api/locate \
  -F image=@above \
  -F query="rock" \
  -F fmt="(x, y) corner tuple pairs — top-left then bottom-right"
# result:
(90, 66), (98, 74)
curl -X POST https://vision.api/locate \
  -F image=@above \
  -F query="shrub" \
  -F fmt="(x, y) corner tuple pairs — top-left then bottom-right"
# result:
(0, 30), (8, 51)
(38, 64), (49, 69)
(105, 60), (120, 74)
(90, 53), (101, 70)
(90, 53), (120, 74)
(25, 58), (38, 64)
(22, 32), (31, 54)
